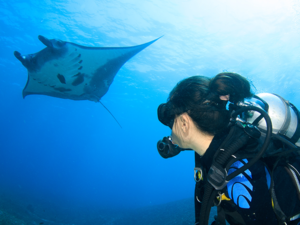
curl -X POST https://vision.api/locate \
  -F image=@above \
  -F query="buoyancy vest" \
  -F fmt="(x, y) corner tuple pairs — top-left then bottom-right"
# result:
(194, 122), (300, 225)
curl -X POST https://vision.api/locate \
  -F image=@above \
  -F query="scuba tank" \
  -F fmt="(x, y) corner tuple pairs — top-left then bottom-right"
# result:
(245, 93), (300, 148)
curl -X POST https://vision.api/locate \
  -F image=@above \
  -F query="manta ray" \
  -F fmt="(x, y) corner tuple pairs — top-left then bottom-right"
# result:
(14, 35), (160, 127)
(14, 35), (159, 101)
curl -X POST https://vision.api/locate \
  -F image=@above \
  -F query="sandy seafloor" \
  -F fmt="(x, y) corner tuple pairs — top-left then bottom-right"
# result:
(0, 196), (218, 225)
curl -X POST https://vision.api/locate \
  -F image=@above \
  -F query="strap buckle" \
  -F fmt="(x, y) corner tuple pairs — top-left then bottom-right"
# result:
(207, 163), (228, 190)
(214, 192), (231, 206)
(194, 167), (203, 182)
(214, 192), (223, 207)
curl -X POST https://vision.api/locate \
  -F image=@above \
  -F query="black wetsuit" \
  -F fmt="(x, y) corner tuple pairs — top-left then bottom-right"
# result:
(194, 132), (300, 225)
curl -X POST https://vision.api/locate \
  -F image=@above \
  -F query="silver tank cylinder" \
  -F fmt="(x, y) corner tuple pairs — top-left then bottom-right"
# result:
(245, 93), (299, 147)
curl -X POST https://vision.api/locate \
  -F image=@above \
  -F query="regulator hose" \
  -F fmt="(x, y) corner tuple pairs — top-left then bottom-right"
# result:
(227, 106), (272, 180)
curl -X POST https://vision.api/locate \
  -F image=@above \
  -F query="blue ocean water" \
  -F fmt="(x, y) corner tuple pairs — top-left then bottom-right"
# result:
(0, 0), (300, 224)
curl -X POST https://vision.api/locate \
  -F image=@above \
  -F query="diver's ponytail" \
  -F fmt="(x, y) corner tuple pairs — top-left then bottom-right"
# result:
(209, 72), (253, 104)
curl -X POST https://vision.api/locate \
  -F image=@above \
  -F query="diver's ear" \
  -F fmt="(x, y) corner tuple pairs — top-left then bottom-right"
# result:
(179, 113), (190, 133)
(220, 94), (230, 101)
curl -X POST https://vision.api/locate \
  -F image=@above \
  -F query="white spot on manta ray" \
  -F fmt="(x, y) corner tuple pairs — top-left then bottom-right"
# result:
(104, 79), (109, 88)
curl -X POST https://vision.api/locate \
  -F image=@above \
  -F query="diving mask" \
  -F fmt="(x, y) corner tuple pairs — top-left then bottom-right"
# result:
(157, 103), (174, 129)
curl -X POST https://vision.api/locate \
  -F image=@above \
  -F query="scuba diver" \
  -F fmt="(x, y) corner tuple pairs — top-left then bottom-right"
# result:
(157, 72), (300, 225)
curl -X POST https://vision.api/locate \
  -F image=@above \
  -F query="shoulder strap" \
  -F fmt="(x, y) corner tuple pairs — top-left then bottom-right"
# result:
(198, 124), (254, 225)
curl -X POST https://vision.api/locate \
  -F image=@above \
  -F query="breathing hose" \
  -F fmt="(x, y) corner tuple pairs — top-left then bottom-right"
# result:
(227, 106), (272, 180)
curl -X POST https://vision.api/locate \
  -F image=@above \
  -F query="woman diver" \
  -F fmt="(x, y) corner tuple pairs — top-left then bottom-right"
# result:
(157, 72), (300, 225)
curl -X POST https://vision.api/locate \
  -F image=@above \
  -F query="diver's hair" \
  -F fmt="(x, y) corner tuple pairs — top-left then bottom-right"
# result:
(168, 72), (253, 135)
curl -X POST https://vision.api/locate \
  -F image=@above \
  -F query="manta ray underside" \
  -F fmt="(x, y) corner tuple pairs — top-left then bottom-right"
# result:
(14, 35), (159, 102)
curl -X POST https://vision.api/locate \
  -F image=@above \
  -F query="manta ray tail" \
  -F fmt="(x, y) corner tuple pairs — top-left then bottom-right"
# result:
(99, 102), (122, 128)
